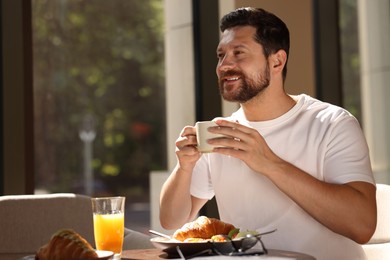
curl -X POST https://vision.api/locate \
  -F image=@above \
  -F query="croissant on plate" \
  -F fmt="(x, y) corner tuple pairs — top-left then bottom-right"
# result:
(172, 216), (236, 241)
(35, 229), (98, 260)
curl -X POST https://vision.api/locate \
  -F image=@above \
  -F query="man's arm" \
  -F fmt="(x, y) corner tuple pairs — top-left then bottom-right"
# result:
(267, 162), (376, 244)
(159, 164), (207, 230)
(159, 125), (207, 230)
(209, 119), (377, 244)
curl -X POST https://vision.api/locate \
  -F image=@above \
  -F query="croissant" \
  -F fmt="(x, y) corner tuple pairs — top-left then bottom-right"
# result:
(172, 216), (236, 241)
(35, 229), (98, 260)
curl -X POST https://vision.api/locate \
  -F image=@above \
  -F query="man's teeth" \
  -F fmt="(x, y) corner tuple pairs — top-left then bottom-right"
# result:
(226, 77), (239, 81)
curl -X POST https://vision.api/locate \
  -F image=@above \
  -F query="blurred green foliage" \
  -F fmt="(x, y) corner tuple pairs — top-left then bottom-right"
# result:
(32, 0), (166, 202)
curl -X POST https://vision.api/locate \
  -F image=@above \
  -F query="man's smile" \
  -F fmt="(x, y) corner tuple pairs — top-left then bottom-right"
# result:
(225, 76), (240, 81)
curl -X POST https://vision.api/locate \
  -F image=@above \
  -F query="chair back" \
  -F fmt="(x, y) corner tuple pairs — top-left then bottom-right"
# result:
(0, 193), (94, 254)
(363, 183), (390, 259)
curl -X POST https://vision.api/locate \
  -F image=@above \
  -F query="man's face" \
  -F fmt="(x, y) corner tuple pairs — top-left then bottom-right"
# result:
(216, 26), (270, 103)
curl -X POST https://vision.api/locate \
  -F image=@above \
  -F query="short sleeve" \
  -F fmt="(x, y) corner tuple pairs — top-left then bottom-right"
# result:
(323, 115), (375, 185)
(190, 154), (215, 200)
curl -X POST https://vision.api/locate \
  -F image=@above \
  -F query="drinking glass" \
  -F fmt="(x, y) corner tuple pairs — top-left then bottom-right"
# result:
(91, 196), (125, 259)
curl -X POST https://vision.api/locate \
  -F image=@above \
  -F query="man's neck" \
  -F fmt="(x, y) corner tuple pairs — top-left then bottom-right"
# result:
(240, 88), (296, 122)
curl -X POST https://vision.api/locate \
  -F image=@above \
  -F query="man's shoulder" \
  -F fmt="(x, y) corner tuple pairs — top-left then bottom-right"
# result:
(299, 94), (354, 122)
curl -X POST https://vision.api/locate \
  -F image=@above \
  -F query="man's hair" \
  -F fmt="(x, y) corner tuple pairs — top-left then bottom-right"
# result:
(220, 7), (290, 81)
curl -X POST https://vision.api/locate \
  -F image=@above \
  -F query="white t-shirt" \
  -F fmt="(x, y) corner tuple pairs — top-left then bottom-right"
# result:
(190, 94), (375, 260)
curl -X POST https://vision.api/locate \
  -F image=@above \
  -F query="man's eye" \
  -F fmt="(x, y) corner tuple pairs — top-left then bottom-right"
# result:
(217, 53), (224, 59)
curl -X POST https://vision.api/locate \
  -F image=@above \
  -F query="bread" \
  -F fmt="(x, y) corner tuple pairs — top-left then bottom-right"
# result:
(172, 216), (236, 241)
(35, 229), (98, 260)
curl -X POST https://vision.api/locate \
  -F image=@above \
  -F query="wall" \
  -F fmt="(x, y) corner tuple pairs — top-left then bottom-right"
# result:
(358, 0), (390, 184)
(164, 0), (196, 171)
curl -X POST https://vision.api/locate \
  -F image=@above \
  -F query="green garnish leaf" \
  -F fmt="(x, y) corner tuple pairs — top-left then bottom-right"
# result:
(228, 228), (240, 239)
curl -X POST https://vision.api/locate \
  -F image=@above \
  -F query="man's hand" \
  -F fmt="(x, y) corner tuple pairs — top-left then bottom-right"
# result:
(175, 126), (202, 172)
(208, 119), (281, 174)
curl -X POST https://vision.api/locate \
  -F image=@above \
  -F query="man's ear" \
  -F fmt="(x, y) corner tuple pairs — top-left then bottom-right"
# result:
(271, 50), (287, 70)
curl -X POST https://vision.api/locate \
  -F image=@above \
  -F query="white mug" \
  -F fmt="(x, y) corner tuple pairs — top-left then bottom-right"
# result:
(195, 121), (226, 153)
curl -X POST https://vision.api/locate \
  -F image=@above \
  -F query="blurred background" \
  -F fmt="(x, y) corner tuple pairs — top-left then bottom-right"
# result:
(1, 0), (389, 234)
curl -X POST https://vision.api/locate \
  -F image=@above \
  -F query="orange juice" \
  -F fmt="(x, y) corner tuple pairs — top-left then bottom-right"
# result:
(93, 212), (124, 253)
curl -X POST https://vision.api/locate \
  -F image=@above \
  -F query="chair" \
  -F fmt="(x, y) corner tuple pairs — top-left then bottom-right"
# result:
(363, 183), (390, 259)
(0, 193), (152, 254)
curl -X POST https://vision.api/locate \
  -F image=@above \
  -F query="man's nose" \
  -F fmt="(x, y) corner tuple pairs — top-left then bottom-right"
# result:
(217, 55), (235, 73)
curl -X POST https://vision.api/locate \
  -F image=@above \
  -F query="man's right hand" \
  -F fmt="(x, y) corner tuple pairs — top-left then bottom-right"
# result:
(175, 125), (202, 172)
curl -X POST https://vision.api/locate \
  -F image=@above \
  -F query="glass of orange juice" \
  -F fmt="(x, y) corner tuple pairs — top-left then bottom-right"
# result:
(91, 196), (125, 259)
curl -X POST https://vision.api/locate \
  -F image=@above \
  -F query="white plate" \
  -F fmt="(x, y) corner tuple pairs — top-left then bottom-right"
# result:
(150, 237), (244, 257)
(23, 250), (114, 260)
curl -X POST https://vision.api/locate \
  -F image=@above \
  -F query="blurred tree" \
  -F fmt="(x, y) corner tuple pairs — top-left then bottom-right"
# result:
(32, 0), (166, 202)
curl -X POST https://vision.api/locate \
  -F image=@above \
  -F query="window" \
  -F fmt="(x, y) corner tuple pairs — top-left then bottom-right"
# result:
(339, 0), (362, 122)
(339, 0), (390, 184)
(32, 0), (166, 233)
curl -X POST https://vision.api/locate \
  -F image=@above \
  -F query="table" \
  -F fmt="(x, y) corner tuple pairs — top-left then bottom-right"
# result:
(121, 248), (316, 259)
(0, 248), (315, 260)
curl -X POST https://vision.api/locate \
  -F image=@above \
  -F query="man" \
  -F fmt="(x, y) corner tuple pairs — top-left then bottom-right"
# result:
(159, 7), (376, 259)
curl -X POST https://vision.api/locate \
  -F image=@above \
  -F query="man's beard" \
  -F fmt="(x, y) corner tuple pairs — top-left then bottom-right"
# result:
(218, 64), (270, 103)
